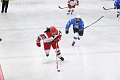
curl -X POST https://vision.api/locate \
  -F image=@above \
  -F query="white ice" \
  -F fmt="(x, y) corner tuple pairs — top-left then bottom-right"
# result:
(0, 0), (120, 80)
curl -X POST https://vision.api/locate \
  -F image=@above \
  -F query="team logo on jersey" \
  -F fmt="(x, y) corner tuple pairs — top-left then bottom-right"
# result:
(75, 25), (79, 28)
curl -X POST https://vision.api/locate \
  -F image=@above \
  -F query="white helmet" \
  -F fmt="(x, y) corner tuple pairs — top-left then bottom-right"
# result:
(75, 15), (81, 18)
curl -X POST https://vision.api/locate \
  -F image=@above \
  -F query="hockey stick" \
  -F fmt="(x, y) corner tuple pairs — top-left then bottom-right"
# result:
(0, 64), (5, 80)
(55, 43), (60, 72)
(84, 16), (104, 29)
(58, 6), (68, 9)
(103, 7), (114, 10)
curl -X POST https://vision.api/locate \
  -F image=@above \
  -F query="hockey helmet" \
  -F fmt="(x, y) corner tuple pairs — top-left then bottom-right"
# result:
(75, 15), (81, 19)
(50, 26), (58, 35)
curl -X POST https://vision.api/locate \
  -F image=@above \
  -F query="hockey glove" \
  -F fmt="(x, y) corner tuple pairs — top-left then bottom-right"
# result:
(78, 29), (84, 36)
(76, 1), (79, 6)
(54, 37), (61, 43)
(65, 29), (69, 34)
(36, 39), (41, 47)
(52, 36), (61, 45)
(53, 35), (61, 43)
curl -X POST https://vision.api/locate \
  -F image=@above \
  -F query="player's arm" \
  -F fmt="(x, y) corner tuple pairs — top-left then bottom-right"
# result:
(51, 30), (62, 45)
(65, 19), (72, 34)
(68, 0), (71, 7)
(114, 1), (118, 9)
(36, 36), (42, 47)
(44, 37), (55, 44)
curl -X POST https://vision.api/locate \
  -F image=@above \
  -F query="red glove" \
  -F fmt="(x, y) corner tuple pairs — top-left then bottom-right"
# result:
(52, 37), (61, 45)
(76, 1), (79, 6)
(54, 37), (61, 43)
(36, 39), (41, 47)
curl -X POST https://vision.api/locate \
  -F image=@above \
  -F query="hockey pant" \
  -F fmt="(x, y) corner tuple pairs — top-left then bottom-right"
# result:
(68, 4), (75, 13)
(73, 28), (84, 36)
(43, 42), (62, 58)
(73, 28), (84, 41)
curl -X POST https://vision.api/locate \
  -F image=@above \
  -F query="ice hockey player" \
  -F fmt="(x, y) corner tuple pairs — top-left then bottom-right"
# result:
(36, 26), (64, 61)
(67, 0), (79, 15)
(65, 15), (84, 46)
(1, 0), (9, 13)
(114, 0), (120, 17)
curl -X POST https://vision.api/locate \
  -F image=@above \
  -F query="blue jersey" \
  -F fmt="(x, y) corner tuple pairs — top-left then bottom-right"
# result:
(65, 18), (84, 30)
(114, 0), (120, 8)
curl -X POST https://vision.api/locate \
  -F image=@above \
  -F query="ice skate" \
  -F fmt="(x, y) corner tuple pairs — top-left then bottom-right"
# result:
(67, 12), (70, 15)
(1, 11), (4, 13)
(78, 37), (80, 40)
(46, 54), (49, 57)
(72, 41), (75, 46)
(59, 57), (64, 61)
(5, 11), (7, 13)
(117, 14), (120, 17)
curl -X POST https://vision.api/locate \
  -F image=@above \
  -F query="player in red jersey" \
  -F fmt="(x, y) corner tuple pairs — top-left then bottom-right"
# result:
(67, 0), (79, 15)
(36, 26), (64, 61)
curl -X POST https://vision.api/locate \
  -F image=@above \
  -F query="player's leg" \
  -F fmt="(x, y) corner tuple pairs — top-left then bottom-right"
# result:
(1, 1), (5, 13)
(117, 8), (120, 17)
(78, 29), (84, 40)
(72, 33), (78, 46)
(52, 42), (64, 61)
(71, 28), (79, 46)
(71, 6), (75, 15)
(43, 43), (51, 57)
(5, 1), (9, 13)
(67, 4), (71, 15)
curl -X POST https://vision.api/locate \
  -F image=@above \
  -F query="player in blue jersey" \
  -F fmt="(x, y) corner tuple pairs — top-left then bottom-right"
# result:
(65, 15), (84, 46)
(114, 0), (120, 17)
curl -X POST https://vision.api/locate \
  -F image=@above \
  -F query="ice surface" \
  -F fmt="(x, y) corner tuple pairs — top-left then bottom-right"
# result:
(0, 0), (120, 80)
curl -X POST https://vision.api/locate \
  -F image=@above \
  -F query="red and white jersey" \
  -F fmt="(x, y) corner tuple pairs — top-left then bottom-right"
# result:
(37, 30), (62, 43)
(68, 0), (79, 6)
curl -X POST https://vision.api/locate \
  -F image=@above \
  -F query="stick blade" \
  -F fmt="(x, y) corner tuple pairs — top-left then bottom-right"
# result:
(103, 7), (107, 10)
(58, 6), (63, 9)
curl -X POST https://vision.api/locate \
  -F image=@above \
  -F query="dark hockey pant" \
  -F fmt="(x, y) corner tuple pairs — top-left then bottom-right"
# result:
(73, 28), (84, 36)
